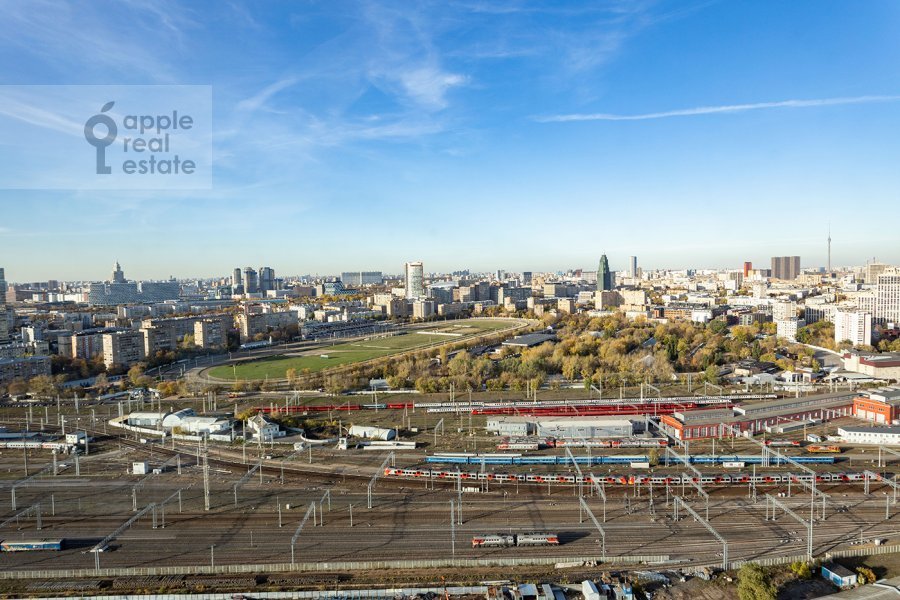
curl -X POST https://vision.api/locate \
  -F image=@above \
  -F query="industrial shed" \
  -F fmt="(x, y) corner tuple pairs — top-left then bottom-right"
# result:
(348, 425), (396, 440)
(536, 418), (633, 439)
(126, 412), (165, 428)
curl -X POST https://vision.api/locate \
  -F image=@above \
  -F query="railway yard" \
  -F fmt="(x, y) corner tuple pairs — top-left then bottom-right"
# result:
(2, 389), (900, 595)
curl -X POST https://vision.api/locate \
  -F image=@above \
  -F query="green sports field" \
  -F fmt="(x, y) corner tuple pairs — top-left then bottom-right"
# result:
(208, 319), (518, 381)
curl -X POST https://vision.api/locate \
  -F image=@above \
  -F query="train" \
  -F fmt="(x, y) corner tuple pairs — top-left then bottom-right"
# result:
(253, 394), (773, 416)
(765, 440), (801, 447)
(0, 440), (71, 452)
(493, 437), (670, 451)
(424, 453), (836, 466)
(471, 402), (731, 417)
(549, 438), (669, 449)
(472, 532), (559, 548)
(384, 467), (871, 486)
(0, 539), (63, 552)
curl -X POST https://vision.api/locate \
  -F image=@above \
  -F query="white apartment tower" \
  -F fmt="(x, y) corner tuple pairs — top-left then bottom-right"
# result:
(405, 261), (424, 299)
(834, 309), (872, 347)
(875, 268), (900, 326)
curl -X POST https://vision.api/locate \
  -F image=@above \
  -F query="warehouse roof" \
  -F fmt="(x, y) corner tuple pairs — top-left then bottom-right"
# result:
(839, 426), (900, 435)
(734, 391), (856, 415)
(502, 333), (557, 347)
(860, 386), (900, 405)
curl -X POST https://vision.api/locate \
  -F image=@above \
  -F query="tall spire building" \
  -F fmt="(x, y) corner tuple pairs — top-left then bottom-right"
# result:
(597, 255), (613, 291)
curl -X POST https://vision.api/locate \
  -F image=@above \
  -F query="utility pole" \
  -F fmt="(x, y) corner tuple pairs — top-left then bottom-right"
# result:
(202, 451), (211, 511)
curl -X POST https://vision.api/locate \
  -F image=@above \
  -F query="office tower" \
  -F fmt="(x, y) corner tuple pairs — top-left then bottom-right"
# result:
(522, 271), (533, 285)
(405, 261), (424, 299)
(875, 268), (900, 326)
(243, 267), (258, 294)
(629, 256), (638, 278)
(770, 256), (800, 280)
(111, 261), (126, 283)
(258, 266), (275, 292)
(597, 255), (612, 291)
(743, 262), (752, 277)
(232, 268), (243, 294)
(834, 309), (872, 346)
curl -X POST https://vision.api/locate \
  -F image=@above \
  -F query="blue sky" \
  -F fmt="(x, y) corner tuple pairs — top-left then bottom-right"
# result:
(1, 0), (899, 281)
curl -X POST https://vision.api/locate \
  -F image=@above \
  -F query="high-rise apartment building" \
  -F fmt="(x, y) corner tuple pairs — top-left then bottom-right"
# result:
(771, 256), (801, 280)
(597, 255), (613, 291)
(772, 300), (797, 321)
(102, 330), (146, 368)
(258, 266), (275, 292)
(232, 268), (243, 294)
(743, 262), (752, 277)
(866, 262), (889, 284)
(834, 309), (872, 346)
(405, 261), (424, 299)
(875, 268), (900, 326)
(0, 268), (7, 344)
(243, 267), (258, 294)
(341, 271), (383, 286)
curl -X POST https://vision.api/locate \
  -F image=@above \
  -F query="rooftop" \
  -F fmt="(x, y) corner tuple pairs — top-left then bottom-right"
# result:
(502, 333), (558, 348)
(839, 426), (900, 435)
(822, 562), (856, 579)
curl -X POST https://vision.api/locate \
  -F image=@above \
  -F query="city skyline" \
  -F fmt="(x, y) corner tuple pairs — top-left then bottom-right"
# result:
(2, 1), (900, 278)
(2, 249), (896, 285)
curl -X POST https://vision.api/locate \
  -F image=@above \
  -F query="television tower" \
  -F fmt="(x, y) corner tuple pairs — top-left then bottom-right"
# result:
(827, 224), (832, 272)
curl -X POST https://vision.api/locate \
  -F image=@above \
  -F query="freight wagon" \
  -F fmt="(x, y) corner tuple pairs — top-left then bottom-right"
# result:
(807, 445), (842, 453)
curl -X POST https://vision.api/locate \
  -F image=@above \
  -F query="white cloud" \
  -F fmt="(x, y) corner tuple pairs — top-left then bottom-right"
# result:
(536, 95), (900, 122)
(236, 77), (301, 112)
(397, 67), (467, 110)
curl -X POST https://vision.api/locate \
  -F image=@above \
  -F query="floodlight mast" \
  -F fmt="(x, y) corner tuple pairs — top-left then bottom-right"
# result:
(765, 493), (813, 559)
(579, 496), (607, 556)
(673, 496), (728, 570)
(589, 472), (608, 522)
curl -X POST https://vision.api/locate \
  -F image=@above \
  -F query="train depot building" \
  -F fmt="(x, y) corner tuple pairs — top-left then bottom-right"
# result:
(851, 386), (900, 424)
(658, 392), (857, 440)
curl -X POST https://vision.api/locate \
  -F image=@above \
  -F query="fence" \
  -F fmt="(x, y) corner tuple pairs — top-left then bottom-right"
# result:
(20, 587), (491, 600)
(726, 544), (900, 571)
(0, 554), (670, 581)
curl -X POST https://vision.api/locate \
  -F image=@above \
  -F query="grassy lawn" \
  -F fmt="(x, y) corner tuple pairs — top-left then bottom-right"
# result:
(209, 319), (519, 381)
